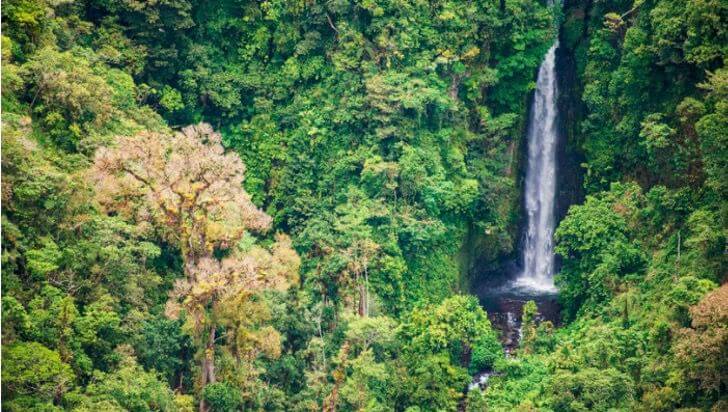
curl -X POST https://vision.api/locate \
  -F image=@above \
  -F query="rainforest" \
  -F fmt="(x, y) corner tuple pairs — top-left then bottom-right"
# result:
(1, 0), (726, 411)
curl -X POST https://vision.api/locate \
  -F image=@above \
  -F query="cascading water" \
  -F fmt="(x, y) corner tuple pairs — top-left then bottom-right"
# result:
(514, 39), (560, 294)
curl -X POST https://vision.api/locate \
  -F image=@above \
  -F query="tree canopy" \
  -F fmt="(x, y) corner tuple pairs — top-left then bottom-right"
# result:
(2, 0), (726, 410)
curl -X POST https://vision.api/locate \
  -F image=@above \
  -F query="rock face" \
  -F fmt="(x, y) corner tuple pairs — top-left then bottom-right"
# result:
(555, 0), (588, 225)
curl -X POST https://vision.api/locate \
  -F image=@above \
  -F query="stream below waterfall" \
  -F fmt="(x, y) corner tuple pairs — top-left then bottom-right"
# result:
(468, 277), (561, 391)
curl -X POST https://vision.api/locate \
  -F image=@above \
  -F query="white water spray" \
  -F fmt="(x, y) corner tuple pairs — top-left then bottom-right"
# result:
(515, 39), (560, 293)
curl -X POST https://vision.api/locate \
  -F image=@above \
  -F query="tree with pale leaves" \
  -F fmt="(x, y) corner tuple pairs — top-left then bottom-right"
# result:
(93, 123), (272, 268)
(93, 123), (299, 410)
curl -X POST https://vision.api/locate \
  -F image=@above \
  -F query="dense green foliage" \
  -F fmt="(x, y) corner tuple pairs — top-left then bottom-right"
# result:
(2, 0), (553, 410)
(480, 1), (728, 411)
(2, 0), (726, 411)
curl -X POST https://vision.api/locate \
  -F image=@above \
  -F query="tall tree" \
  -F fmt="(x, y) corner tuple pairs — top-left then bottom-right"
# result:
(93, 123), (299, 410)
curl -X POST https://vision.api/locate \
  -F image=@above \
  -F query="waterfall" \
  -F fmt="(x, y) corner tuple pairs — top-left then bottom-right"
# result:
(515, 39), (560, 293)
(469, 8), (562, 391)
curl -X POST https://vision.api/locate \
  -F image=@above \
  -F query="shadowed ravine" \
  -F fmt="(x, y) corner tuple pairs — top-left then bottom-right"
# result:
(469, 7), (563, 391)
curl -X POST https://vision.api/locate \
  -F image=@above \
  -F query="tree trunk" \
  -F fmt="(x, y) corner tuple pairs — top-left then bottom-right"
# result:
(199, 328), (217, 412)
(358, 282), (366, 317)
(363, 266), (369, 317)
(461, 343), (472, 368)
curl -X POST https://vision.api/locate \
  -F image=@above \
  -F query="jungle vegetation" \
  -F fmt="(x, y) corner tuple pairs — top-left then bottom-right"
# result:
(1, 0), (726, 411)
